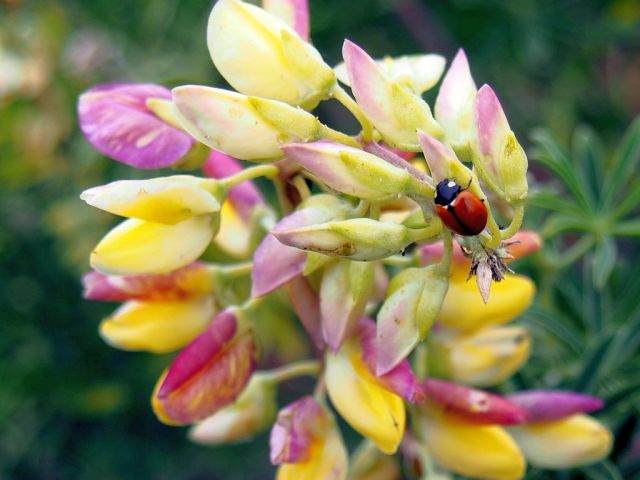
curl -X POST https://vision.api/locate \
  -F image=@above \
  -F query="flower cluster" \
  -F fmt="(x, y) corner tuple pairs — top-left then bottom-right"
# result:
(78, 0), (612, 478)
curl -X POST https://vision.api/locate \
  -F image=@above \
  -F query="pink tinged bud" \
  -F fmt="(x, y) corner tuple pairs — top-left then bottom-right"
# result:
(506, 390), (604, 423)
(82, 263), (214, 302)
(421, 379), (529, 425)
(203, 150), (265, 222)
(320, 259), (374, 352)
(262, 0), (310, 40)
(78, 83), (194, 169)
(284, 276), (324, 350)
(359, 318), (423, 403)
(476, 84), (510, 163)
(417, 130), (473, 187)
(152, 309), (257, 425)
(434, 49), (477, 151)
(342, 40), (442, 149)
(270, 396), (327, 464)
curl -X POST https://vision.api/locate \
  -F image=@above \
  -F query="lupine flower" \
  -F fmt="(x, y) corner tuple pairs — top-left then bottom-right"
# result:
(77, 0), (611, 478)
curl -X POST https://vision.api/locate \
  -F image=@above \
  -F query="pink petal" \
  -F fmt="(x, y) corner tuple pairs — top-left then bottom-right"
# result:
(434, 49), (476, 125)
(475, 84), (510, 162)
(417, 130), (458, 181)
(262, 0), (310, 41)
(154, 309), (257, 424)
(270, 396), (327, 464)
(506, 390), (604, 423)
(359, 318), (423, 403)
(284, 276), (324, 350)
(421, 379), (528, 425)
(82, 262), (213, 302)
(78, 83), (194, 169)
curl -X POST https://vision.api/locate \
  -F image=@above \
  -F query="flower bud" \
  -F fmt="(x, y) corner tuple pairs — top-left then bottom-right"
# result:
(82, 262), (215, 302)
(508, 414), (612, 469)
(434, 50), (477, 159)
(335, 53), (446, 95)
(506, 390), (604, 423)
(173, 86), (323, 161)
(188, 373), (277, 445)
(78, 83), (194, 169)
(99, 298), (215, 353)
(325, 340), (405, 454)
(90, 215), (216, 276)
(320, 259), (374, 351)
(207, 0), (335, 109)
(270, 396), (348, 480)
(272, 218), (423, 261)
(429, 326), (531, 387)
(438, 273), (535, 333)
(342, 40), (442, 149)
(376, 265), (449, 375)
(80, 175), (221, 224)
(475, 84), (528, 202)
(281, 141), (432, 201)
(152, 309), (257, 425)
(418, 408), (526, 480)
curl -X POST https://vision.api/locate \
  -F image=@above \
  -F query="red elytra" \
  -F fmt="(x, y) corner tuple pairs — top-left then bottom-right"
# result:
(434, 179), (488, 236)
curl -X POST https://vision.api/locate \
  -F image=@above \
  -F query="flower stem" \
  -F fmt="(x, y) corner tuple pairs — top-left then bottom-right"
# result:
(319, 124), (360, 147)
(331, 84), (373, 142)
(500, 203), (525, 240)
(219, 164), (279, 190)
(265, 360), (322, 384)
(219, 261), (253, 278)
(408, 222), (442, 243)
(292, 175), (311, 201)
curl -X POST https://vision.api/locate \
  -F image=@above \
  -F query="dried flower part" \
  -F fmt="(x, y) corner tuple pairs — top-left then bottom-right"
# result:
(78, 83), (195, 169)
(90, 215), (217, 276)
(172, 86), (322, 161)
(418, 408), (526, 480)
(152, 309), (257, 425)
(207, 0), (334, 109)
(429, 326), (531, 387)
(508, 414), (613, 469)
(335, 53), (446, 95)
(474, 84), (528, 202)
(325, 340), (405, 454)
(434, 49), (477, 159)
(506, 390), (604, 422)
(80, 175), (221, 224)
(438, 272), (535, 332)
(282, 141), (431, 201)
(262, 0), (310, 40)
(320, 259), (374, 352)
(376, 265), (448, 375)
(420, 379), (528, 425)
(99, 298), (215, 353)
(342, 40), (442, 149)
(189, 373), (277, 445)
(82, 262), (215, 302)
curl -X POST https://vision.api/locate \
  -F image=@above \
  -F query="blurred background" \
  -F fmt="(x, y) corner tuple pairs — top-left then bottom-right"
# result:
(1, 0), (639, 478)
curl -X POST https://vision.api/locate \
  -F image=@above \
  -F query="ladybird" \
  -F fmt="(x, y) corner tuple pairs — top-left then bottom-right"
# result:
(434, 179), (488, 236)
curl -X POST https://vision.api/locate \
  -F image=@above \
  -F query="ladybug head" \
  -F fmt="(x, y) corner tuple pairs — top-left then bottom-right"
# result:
(434, 179), (462, 206)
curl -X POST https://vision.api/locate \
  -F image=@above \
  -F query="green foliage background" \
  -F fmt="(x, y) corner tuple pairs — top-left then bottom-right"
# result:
(0, 0), (639, 478)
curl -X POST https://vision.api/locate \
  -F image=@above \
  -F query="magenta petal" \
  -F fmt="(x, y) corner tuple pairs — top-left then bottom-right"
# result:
(422, 379), (529, 425)
(270, 396), (326, 464)
(506, 390), (604, 423)
(78, 83), (194, 169)
(359, 318), (423, 403)
(202, 150), (265, 222)
(285, 276), (324, 350)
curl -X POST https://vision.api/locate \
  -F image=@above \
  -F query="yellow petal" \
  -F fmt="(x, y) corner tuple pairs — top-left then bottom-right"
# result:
(90, 215), (215, 275)
(508, 414), (613, 469)
(81, 175), (220, 224)
(99, 298), (214, 353)
(325, 345), (405, 454)
(214, 201), (251, 258)
(276, 426), (348, 480)
(438, 274), (535, 332)
(421, 409), (525, 480)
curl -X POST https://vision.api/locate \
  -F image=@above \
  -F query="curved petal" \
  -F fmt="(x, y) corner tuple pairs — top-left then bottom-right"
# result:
(506, 391), (604, 422)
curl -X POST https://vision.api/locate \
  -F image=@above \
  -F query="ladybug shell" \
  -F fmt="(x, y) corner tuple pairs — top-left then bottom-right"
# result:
(436, 190), (488, 236)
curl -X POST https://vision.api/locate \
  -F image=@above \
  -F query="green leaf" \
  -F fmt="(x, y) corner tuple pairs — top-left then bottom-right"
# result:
(611, 180), (640, 220)
(531, 129), (594, 212)
(602, 116), (640, 209)
(581, 461), (624, 480)
(611, 219), (640, 236)
(592, 236), (617, 289)
(542, 213), (591, 238)
(572, 125), (604, 204)
(528, 191), (581, 215)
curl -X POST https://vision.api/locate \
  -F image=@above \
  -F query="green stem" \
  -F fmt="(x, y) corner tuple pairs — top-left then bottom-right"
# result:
(440, 228), (453, 269)
(218, 164), (279, 190)
(352, 199), (370, 218)
(481, 213), (502, 249)
(264, 360), (322, 384)
(292, 175), (311, 201)
(382, 255), (417, 267)
(408, 222), (442, 243)
(219, 261), (253, 278)
(319, 124), (360, 147)
(331, 84), (373, 142)
(500, 203), (525, 240)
